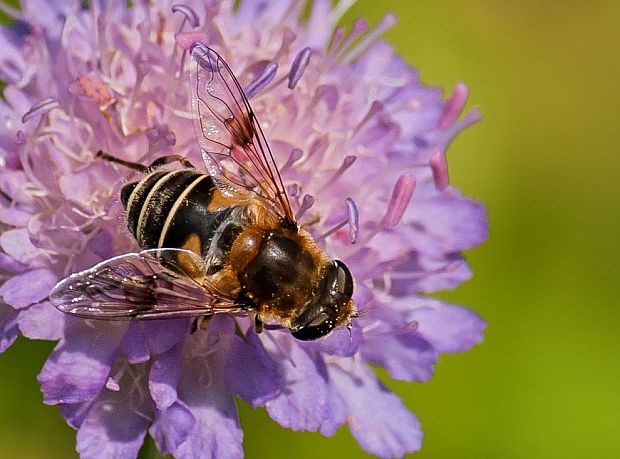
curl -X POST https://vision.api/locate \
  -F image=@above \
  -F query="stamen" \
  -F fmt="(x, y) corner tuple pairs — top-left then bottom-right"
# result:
(342, 13), (397, 63)
(97, 15), (108, 75)
(354, 100), (383, 133)
(329, 0), (358, 27)
(0, 2), (24, 20)
(328, 26), (345, 53)
(281, 148), (303, 172)
(295, 194), (315, 220)
(245, 62), (278, 99)
(438, 82), (469, 129)
(105, 360), (128, 392)
(316, 219), (347, 243)
(327, 155), (357, 184)
(171, 4), (200, 28)
(345, 197), (359, 243)
(383, 174), (415, 227)
(21, 98), (59, 123)
(288, 47), (312, 89)
(334, 18), (369, 59)
(429, 151), (449, 191)
(316, 198), (358, 243)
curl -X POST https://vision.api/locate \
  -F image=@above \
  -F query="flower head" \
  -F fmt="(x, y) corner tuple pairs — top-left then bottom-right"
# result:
(0, 1), (487, 458)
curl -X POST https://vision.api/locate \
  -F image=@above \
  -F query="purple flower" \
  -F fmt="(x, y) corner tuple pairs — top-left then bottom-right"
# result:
(0, 1), (487, 458)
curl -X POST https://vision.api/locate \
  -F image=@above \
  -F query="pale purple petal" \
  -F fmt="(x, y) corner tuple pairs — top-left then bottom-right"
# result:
(149, 341), (184, 410)
(263, 333), (330, 431)
(174, 326), (243, 459)
(145, 318), (190, 355)
(413, 299), (486, 353)
(150, 401), (196, 455)
(60, 399), (96, 430)
(0, 252), (27, 274)
(76, 377), (152, 459)
(220, 327), (280, 408)
(175, 387), (242, 459)
(405, 190), (488, 256)
(362, 331), (438, 382)
(0, 228), (42, 265)
(120, 322), (150, 364)
(0, 301), (19, 353)
(0, 206), (31, 226)
(329, 359), (423, 458)
(17, 300), (65, 340)
(0, 268), (57, 309)
(38, 321), (128, 404)
(302, 323), (363, 357)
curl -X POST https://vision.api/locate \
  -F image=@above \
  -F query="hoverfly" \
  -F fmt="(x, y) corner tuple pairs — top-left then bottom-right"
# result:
(50, 43), (356, 341)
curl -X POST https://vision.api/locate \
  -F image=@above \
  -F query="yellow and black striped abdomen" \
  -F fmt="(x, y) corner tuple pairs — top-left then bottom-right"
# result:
(120, 169), (236, 259)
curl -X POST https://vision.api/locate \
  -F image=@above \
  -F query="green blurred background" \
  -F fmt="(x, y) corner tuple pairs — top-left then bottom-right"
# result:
(2, 1), (620, 458)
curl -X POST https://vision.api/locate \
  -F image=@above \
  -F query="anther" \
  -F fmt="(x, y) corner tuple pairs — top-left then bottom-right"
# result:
(21, 98), (59, 123)
(383, 174), (415, 227)
(429, 151), (449, 191)
(342, 14), (397, 63)
(281, 148), (303, 172)
(438, 82), (469, 129)
(316, 198), (358, 243)
(328, 155), (357, 184)
(288, 47), (312, 89)
(171, 4), (200, 28)
(295, 194), (315, 220)
(345, 197), (359, 244)
(246, 62), (278, 99)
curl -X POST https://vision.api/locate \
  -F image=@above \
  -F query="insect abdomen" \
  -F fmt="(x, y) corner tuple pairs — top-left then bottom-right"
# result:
(121, 169), (233, 257)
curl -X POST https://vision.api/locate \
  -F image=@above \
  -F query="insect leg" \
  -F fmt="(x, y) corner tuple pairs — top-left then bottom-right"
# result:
(192, 315), (212, 333)
(254, 316), (264, 334)
(96, 150), (148, 172)
(147, 155), (195, 169)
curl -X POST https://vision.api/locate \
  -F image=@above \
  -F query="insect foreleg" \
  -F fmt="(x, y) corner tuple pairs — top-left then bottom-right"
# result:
(96, 150), (149, 172)
(147, 155), (195, 170)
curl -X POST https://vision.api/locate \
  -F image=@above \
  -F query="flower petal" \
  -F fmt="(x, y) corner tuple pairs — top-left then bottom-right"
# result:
(263, 333), (331, 431)
(145, 318), (190, 355)
(362, 331), (438, 382)
(76, 374), (152, 459)
(406, 190), (488, 256)
(17, 300), (65, 340)
(0, 301), (19, 353)
(0, 228), (43, 265)
(120, 322), (150, 364)
(38, 321), (128, 404)
(222, 331), (280, 408)
(302, 323), (364, 357)
(149, 401), (196, 455)
(0, 268), (57, 309)
(328, 359), (423, 458)
(149, 341), (184, 410)
(174, 328), (243, 459)
(413, 299), (486, 353)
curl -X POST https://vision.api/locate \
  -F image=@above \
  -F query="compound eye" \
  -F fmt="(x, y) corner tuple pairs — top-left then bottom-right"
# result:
(334, 260), (354, 297)
(290, 313), (333, 341)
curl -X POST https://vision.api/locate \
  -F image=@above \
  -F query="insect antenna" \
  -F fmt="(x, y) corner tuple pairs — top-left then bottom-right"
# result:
(96, 150), (149, 172)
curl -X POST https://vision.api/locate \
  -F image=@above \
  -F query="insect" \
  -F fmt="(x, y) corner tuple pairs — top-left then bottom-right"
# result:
(50, 43), (356, 341)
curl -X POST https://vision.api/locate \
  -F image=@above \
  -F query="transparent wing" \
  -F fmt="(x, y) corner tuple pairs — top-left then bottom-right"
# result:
(50, 249), (247, 320)
(189, 43), (295, 223)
